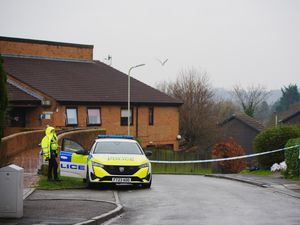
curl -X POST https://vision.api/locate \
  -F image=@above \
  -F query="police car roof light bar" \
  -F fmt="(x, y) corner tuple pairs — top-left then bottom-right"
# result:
(97, 135), (134, 139)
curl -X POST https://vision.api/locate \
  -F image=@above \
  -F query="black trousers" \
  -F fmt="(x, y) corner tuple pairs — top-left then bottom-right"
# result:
(48, 154), (58, 180)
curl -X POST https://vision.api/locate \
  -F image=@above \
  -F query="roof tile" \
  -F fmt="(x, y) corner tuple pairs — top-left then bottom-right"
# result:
(8, 83), (40, 102)
(220, 113), (264, 131)
(279, 101), (300, 123)
(3, 56), (182, 105)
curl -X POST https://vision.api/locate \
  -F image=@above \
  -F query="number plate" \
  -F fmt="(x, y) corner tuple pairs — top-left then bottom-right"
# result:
(112, 177), (131, 183)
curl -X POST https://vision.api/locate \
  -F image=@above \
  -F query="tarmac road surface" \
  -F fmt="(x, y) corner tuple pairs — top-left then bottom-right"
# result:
(105, 174), (300, 225)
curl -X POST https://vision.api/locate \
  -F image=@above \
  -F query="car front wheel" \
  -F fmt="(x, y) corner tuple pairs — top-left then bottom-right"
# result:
(86, 170), (94, 188)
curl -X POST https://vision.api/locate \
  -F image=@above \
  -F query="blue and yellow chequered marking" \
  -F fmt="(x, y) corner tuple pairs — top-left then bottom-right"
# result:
(60, 151), (88, 177)
(60, 151), (88, 164)
(60, 151), (72, 162)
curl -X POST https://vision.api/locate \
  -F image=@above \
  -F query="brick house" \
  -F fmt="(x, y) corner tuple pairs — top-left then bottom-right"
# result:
(1, 36), (182, 150)
(219, 113), (264, 156)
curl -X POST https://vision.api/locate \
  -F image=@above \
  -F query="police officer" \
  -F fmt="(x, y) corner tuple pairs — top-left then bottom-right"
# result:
(41, 126), (59, 181)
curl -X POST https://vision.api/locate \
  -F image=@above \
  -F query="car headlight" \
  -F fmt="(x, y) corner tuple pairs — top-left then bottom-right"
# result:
(92, 161), (104, 168)
(139, 162), (150, 168)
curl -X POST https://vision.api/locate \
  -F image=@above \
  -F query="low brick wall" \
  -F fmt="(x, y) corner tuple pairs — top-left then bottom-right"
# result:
(1, 128), (106, 171)
(58, 128), (106, 151)
(0, 128), (105, 160)
(1, 130), (44, 158)
(4, 128), (40, 137)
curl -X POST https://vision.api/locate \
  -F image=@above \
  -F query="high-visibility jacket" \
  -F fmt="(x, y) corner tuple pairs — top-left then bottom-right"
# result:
(41, 126), (58, 160)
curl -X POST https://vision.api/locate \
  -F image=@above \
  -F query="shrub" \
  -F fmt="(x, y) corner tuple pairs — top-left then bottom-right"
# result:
(212, 138), (247, 173)
(284, 138), (300, 178)
(254, 125), (300, 169)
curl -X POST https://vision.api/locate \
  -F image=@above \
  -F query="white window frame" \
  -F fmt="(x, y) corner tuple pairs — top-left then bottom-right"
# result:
(87, 108), (101, 125)
(66, 107), (78, 126)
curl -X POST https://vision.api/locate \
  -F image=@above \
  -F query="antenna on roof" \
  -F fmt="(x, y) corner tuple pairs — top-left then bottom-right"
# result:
(104, 54), (112, 66)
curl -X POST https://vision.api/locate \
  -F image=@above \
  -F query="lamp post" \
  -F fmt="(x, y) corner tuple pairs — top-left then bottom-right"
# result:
(128, 64), (146, 135)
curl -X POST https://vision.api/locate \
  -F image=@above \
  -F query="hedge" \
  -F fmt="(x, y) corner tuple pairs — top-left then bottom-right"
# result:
(284, 138), (300, 178)
(254, 125), (300, 169)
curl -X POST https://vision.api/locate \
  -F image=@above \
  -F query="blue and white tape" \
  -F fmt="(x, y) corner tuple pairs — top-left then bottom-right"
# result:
(150, 144), (300, 164)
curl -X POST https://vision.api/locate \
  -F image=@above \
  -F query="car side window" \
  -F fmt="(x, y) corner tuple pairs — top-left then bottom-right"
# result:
(62, 138), (85, 153)
(90, 142), (97, 154)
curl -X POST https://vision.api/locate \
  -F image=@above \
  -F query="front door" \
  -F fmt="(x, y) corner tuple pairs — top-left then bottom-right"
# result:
(60, 138), (88, 178)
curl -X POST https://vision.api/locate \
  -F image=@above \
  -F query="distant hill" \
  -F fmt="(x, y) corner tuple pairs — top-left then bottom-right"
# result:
(214, 88), (282, 105)
(213, 88), (234, 101)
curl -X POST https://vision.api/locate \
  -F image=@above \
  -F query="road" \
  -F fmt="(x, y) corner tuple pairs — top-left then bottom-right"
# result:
(105, 174), (300, 225)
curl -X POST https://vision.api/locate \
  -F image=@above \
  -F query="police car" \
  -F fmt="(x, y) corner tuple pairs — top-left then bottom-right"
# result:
(60, 135), (152, 188)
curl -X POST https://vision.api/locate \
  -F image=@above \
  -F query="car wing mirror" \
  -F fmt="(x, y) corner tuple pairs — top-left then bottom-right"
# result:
(75, 149), (88, 155)
(145, 150), (152, 157)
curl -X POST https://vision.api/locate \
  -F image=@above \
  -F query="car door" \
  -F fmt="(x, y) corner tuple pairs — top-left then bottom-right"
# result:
(60, 138), (89, 178)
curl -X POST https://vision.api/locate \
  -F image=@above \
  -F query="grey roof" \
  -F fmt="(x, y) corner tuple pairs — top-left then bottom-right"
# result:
(3, 55), (182, 106)
(220, 113), (264, 132)
(279, 102), (300, 123)
(8, 83), (40, 102)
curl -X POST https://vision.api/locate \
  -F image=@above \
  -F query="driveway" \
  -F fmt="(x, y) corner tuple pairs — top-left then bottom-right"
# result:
(105, 174), (300, 225)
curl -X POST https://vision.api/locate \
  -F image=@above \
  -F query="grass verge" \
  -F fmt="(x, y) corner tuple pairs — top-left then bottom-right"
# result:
(38, 175), (86, 189)
(152, 164), (212, 175)
(287, 176), (300, 181)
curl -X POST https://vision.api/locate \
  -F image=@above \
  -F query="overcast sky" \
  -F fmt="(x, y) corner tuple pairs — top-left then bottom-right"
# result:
(1, 0), (299, 90)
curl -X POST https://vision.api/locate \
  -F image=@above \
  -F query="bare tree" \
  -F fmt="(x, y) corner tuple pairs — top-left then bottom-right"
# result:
(214, 100), (240, 121)
(233, 85), (269, 117)
(155, 80), (172, 95)
(157, 68), (218, 147)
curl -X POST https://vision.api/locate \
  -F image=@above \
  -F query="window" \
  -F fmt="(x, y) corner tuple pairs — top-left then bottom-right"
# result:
(8, 108), (26, 127)
(149, 107), (154, 125)
(66, 108), (78, 125)
(41, 112), (52, 120)
(120, 108), (133, 126)
(94, 142), (143, 155)
(87, 108), (101, 125)
(62, 139), (85, 153)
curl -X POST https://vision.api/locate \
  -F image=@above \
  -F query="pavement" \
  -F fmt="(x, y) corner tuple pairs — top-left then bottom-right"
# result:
(1, 146), (125, 225)
(205, 173), (300, 199)
(0, 188), (123, 225)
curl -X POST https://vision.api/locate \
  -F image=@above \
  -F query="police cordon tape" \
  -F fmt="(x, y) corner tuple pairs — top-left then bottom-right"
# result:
(149, 144), (300, 164)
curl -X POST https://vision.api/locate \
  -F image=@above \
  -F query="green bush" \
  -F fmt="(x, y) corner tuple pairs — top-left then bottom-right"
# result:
(284, 138), (300, 179)
(254, 125), (300, 169)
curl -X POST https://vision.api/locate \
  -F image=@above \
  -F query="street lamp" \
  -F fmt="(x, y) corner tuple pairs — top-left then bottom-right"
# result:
(128, 63), (146, 135)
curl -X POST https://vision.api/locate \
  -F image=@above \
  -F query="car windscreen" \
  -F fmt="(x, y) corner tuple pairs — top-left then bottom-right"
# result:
(94, 141), (143, 154)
